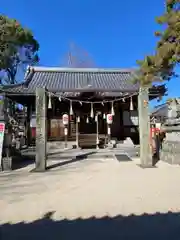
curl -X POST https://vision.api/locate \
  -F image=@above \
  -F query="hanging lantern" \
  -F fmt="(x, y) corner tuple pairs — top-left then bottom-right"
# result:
(90, 103), (94, 118)
(48, 93), (52, 109)
(70, 101), (73, 115)
(77, 116), (80, 123)
(103, 113), (106, 120)
(111, 102), (115, 116)
(130, 97), (134, 111)
(86, 116), (89, 123)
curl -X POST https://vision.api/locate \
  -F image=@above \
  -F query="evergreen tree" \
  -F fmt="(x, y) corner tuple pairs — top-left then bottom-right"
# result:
(0, 15), (39, 84)
(136, 0), (180, 86)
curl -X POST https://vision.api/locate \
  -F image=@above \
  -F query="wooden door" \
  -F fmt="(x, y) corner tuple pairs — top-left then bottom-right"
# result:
(50, 119), (64, 139)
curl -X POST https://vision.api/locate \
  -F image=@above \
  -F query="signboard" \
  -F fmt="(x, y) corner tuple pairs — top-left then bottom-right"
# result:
(50, 119), (64, 138)
(62, 114), (69, 125)
(0, 122), (5, 168)
(106, 114), (113, 124)
(30, 117), (36, 128)
(70, 120), (76, 135)
(123, 111), (139, 126)
(155, 123), (161, 130)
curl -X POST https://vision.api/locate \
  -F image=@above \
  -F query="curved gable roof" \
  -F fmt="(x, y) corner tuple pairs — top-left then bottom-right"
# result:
(1, 67), (167, 98)
(1, 67), (139, 95)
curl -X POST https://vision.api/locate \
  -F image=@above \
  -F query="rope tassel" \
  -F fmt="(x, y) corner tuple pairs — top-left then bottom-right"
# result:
(48, 93), (52, 109)
(70, 101), (73, 115)
(77, 116), (80, 123)
(90, 103), (94, 118)
(111, 102), (115, 116)
(130, 97), (134, 111)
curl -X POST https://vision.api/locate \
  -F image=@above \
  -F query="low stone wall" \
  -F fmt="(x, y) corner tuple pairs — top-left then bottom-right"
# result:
(160, 132), (180, 165)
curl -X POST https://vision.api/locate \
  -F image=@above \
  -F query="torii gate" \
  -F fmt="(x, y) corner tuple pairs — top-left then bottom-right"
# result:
(35, 86), (152, 172)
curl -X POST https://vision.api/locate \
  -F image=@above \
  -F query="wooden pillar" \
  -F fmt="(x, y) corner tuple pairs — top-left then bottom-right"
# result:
(138, 87), (152, 167)
(35, 88), (47, 172)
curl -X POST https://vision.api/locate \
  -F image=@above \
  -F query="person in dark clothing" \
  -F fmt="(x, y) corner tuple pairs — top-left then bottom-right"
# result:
(159, 130), (166, 149)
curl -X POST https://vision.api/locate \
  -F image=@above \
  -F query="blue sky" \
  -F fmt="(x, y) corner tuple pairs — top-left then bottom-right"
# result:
(1, 0), (179, 106)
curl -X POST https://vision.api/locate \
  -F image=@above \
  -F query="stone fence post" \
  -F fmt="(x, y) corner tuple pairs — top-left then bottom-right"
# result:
(160, 125), (180, 165)
(159, 98), (180, 165)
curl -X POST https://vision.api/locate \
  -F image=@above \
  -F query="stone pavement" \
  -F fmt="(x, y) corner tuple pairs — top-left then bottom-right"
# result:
(1, 149), (180, 239)
(16, 144), (139, 171)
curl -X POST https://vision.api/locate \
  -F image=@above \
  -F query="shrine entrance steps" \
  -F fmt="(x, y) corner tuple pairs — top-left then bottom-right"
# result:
(79, 134), (106, 149)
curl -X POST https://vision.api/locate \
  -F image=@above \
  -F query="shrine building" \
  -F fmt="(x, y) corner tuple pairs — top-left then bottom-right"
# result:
(1, 66), (166, 148)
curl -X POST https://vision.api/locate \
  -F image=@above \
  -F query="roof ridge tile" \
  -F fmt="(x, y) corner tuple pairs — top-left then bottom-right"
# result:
(30, 66), (135, 73)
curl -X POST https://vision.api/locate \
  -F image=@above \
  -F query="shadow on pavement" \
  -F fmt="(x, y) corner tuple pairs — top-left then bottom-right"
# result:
(1, 211), (180, 240)
(115, 154), (132, 162)
(46, 151), (95, 170)
(13, 149), (96, 171)
(12, 155), (35, 170)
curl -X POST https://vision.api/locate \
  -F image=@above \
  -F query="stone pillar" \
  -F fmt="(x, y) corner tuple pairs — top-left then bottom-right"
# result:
(35, 88), (47, 172)
(26, 105), (32, 146)
(138, 87), (152, 167)
(0, 93), (8, 122)
(0, 94), (5, 171)
(0, 94), (13, 171)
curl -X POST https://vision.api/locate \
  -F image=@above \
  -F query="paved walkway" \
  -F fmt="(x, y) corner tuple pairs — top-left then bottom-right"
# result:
(1, 154), (180, 239)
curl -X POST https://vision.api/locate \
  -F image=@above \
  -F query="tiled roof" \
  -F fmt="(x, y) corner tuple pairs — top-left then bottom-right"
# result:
(152, 99), (180, 118)
(2, 67), (139, 96)
(151, 104), (169, 117)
